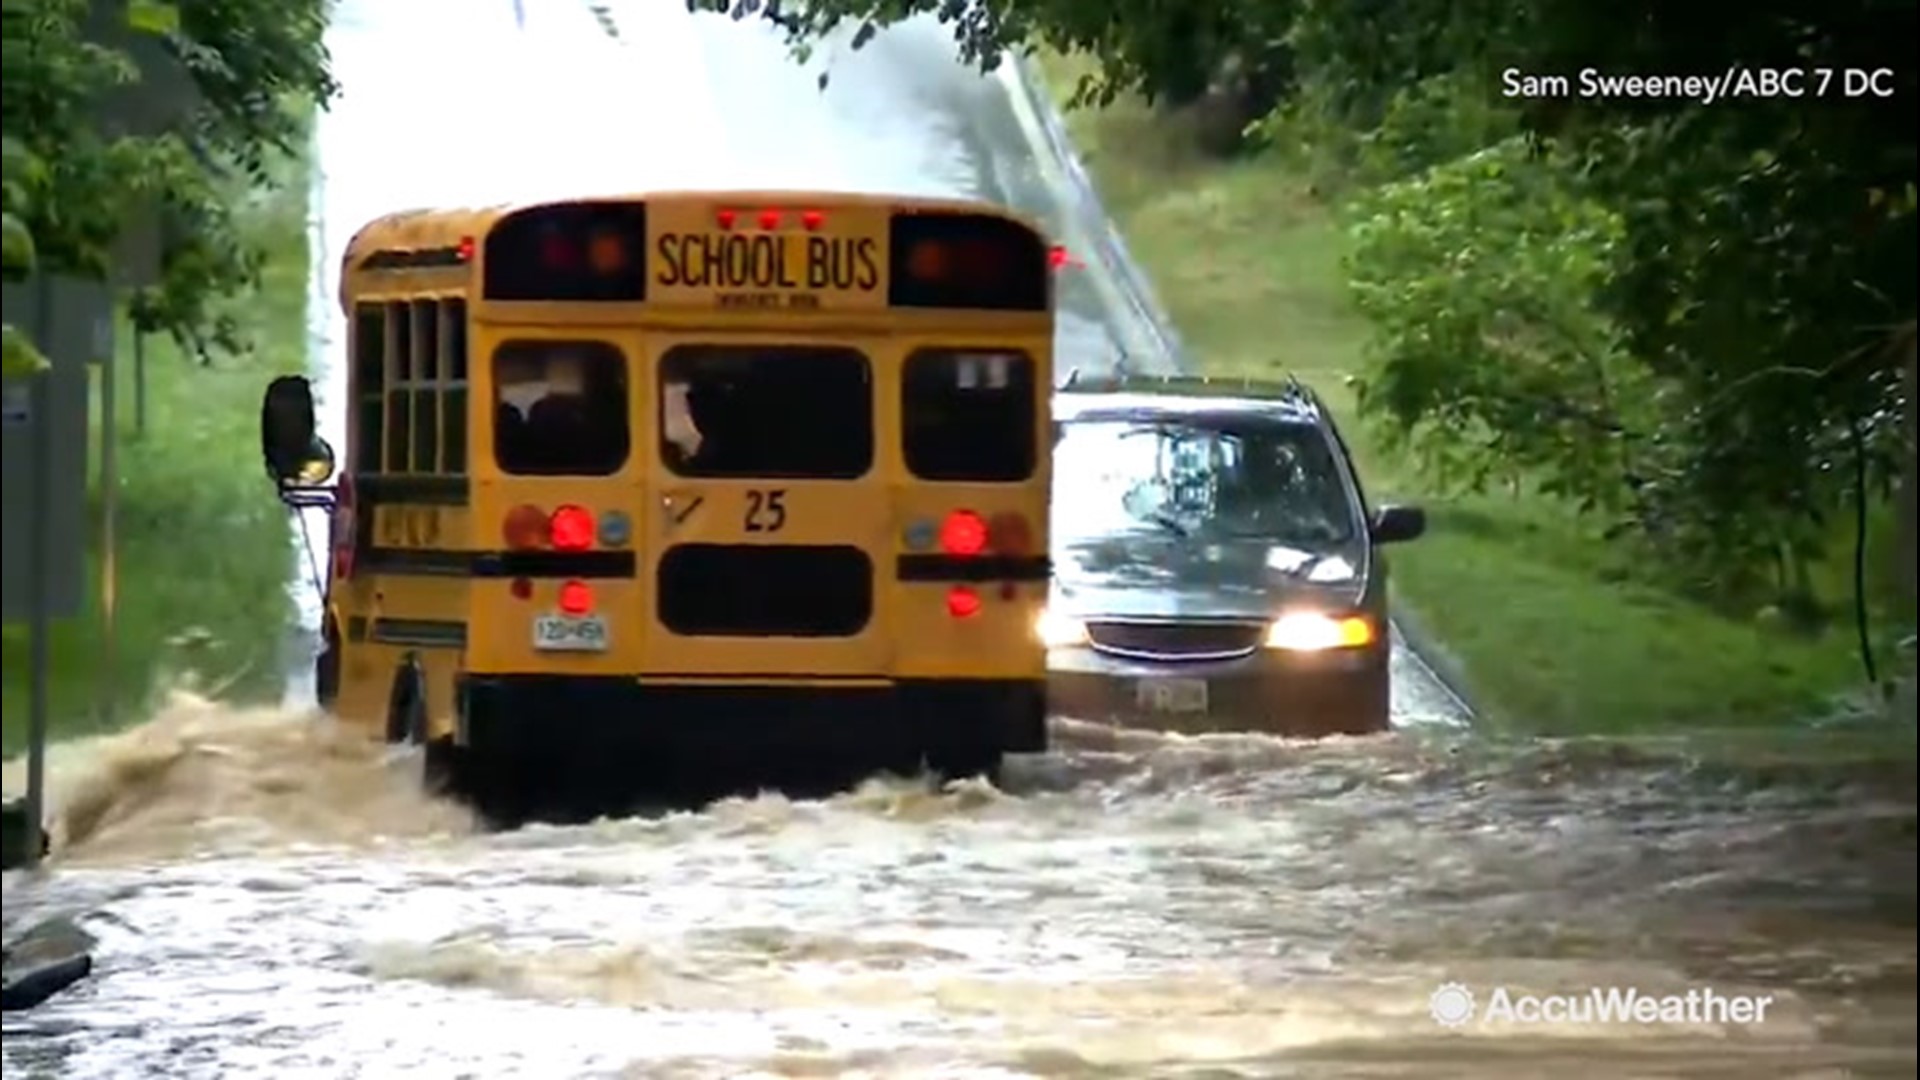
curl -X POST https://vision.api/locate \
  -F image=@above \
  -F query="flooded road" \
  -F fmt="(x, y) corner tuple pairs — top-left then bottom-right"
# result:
(4, 1), (1914, 1076)
(3, 699), (1914, 1076)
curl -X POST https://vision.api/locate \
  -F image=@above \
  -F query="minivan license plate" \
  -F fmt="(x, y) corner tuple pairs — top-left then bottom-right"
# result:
(1137, 677), (1207, 713)
(532, 614), (608, 652)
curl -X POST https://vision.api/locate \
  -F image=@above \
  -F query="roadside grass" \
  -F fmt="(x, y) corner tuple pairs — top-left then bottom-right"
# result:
(1035, 52), (1892, 734)
(0, 156), (309, 758)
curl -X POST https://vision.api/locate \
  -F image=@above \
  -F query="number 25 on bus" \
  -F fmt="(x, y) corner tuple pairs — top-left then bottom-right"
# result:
(256, 190), (1062, 824)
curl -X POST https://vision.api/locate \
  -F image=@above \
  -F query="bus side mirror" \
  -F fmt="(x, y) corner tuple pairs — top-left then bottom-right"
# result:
(261, 375), (335, 487)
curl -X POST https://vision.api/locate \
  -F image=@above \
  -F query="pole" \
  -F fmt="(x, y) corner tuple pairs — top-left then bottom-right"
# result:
(25, 278), (54, 869)
(99, 310), (119, 733)
(133, 329), (147, 439)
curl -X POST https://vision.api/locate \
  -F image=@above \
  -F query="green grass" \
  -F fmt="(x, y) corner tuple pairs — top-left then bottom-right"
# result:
(1, 162), (310, 758)
(1036, 52), (1894, 734)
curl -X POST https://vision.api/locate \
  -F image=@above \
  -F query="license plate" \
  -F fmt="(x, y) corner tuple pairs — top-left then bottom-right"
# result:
(532, 614), (608, 652)
(1136, 677), (1208, 713)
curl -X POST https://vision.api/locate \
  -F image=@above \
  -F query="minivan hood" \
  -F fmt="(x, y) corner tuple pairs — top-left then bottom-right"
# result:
(1049, 533), (1367, 619)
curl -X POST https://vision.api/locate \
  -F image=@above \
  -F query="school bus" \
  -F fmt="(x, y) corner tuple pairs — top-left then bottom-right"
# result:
(258, 191), (1056, 822)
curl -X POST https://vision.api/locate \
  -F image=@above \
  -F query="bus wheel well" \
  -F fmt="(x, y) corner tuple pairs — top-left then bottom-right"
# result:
(385, 655), (429, 745)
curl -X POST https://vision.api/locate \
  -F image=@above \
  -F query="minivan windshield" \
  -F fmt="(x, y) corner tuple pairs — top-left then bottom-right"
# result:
(1053, 417), (1357, 546)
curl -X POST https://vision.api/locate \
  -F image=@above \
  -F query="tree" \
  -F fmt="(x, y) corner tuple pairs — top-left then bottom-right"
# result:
(1, 0), (335, 375)
(727, 0), (1916, 604)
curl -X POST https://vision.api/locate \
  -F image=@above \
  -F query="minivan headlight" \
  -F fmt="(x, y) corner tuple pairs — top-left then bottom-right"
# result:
(1035, 609), (1089, 648)
(1264, 612), (1375, 651)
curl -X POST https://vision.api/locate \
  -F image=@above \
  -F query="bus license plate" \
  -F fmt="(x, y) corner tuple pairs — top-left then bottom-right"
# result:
(532, 614), (608, 652)
(1137, 677), (1208, 714)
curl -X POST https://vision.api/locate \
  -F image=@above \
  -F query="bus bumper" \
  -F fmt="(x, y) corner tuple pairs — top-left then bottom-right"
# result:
(449, 674), (1046, 822)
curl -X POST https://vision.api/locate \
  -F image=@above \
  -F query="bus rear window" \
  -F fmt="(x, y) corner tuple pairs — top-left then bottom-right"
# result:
(660, 345), (873, 479)
(492, 340), (630, 476)
(902, 348), (1037, 481)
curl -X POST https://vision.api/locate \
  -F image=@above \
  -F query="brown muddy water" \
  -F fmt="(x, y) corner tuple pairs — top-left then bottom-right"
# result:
(2, 694), (1913, 1079)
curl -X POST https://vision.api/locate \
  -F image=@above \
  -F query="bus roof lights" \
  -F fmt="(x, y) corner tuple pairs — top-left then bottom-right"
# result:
(540, 233), (577, 269)
(758, 209), (782, 230)
(716, 209), (737, 230)
(906, 240), (949, 282)
(587, 232), (628, 275)
(801, 209), (825, 231)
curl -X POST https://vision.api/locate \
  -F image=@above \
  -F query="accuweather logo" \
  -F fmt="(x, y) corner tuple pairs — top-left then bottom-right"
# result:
(1427, 981), (1776, 1027)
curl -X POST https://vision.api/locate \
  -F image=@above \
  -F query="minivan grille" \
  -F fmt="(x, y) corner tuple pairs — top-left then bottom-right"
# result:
(657, 544), (872, 637)
(1085, 621), (1266, 660)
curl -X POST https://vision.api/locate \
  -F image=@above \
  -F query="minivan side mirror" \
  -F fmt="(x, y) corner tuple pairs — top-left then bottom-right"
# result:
(260, 375), (335, 487)
(1370, 504), (1427, 545)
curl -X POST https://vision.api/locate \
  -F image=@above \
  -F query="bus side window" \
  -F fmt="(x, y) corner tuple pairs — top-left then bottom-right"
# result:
(385, 300), (413, 473)
(411, 299), (440, 473)
(442, 299), (469, 474)
(353, 304), (385, 472)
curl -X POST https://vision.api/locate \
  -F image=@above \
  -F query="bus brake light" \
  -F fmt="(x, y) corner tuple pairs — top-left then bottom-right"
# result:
(987, 511), (1032, 554)
(558, 579), (594, 615)
(549, 505), (595, 551)
(456, 235), (475, 261)
(504, 504), (548, 549)
(940, 510), (988, 556)
(947, 586), (982, 619)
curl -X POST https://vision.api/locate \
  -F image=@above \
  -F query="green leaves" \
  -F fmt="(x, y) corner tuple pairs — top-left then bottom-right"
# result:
(1, 0), (332, 366)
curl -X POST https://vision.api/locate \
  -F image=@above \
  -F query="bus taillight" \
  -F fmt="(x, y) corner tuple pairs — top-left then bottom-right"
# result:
(549, 505), (595, 551)
(504, 504), (548, 549)
(940, 510), (988, 557)
(558, 579), (594, 615)
(987, 511), (1032, 555)
(947, 586), (982, 619)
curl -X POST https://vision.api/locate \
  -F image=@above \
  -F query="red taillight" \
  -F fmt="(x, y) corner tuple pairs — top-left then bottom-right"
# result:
(940, 510), (989, 557)
(549, 505), (594, 551)
(987, 511), (1032, 555)
(558, 579), (594, 615)
(717, 209), (737, 230)
(1048, 244), (1068, 268)
(801, 209), (825, 231)
(947, 586), (982, 619)
(758, 209), (781, 230)
(456, 235), (475, 261)
(503, 504), (547, 549)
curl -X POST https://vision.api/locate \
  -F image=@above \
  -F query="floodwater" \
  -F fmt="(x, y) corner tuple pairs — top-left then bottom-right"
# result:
(4, 1), (1914, 1077)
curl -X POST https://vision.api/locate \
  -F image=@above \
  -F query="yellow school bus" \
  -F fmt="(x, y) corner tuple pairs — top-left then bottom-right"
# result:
(258, 191), (1056, 822)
